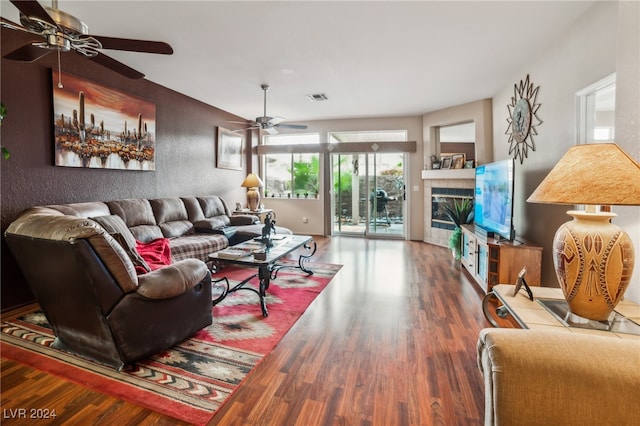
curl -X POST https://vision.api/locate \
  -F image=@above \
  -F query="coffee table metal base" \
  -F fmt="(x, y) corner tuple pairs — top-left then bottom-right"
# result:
(271, 240), (316, 278)
(211, 239), (317, 317)
(211, 265), (271, 316)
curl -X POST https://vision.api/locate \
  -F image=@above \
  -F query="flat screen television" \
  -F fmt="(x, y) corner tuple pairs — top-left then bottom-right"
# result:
(473, 159), (515, 240)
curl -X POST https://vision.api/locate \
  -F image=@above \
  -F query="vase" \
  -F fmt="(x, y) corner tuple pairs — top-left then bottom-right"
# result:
(552, 211), (634, 321)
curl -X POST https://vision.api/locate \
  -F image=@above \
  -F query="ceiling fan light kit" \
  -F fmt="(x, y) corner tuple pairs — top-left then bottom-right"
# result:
(2, 0), (173, 79)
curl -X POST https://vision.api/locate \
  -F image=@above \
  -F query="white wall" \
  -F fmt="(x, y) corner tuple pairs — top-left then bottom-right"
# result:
(421, 99), (492, 246)
(264, 116), (424, 239)
(613, 0), (640, 303)
(491, 1), (640, 303)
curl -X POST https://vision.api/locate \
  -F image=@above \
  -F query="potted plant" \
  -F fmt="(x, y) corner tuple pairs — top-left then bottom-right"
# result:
(442, 199), (474, 260)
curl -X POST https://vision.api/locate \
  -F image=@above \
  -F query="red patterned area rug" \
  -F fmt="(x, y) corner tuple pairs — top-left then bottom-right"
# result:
(0, 260), (341, 425)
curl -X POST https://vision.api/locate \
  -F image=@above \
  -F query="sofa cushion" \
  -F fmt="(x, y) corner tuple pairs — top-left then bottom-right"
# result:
(197, 196), (231, 221)
(137, 259), (209, 299)
(149, 198), (194, 238)
(128, 225), (164, 242)
(91, 214), (137, 250)
(106, 199), (163, 242)
(169, 234), (228, 262)
(181, 196), (205, 222)
(86, 232), (140, 293)
(91, 214), (151, 274)
(193, 217), (228, 232)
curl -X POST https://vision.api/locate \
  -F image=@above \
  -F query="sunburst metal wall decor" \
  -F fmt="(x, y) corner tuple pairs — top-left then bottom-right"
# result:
(505, 74), (542, 164)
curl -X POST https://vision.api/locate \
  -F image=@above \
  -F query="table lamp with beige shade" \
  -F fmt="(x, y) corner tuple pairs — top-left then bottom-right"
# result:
(241, 173), (264, 211)
(527, 143), (640, 321)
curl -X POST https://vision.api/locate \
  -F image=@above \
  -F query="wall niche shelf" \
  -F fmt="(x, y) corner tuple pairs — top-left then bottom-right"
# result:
(421, 169), (475, 180)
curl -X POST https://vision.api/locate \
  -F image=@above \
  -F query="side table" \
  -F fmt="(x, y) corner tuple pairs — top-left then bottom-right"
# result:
(232, 208), (274, 222)
(483, 284), (640, 339)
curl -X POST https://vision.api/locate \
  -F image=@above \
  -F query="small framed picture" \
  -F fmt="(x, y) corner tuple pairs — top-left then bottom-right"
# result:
(431, 160), (441, 170)
(464, 160), (475, 169)
(217, 127), (243, 170)
(452, 153), (465, 169)
(441, 156), (453, 169)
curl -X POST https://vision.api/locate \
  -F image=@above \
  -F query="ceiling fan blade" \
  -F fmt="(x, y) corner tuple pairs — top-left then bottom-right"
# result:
(91, 35), (173, 55)
(231, 127), (258, 133)
(263, 126), (279, 135)
(268, 116), (286, 126)
(85, 51), (145, 79)
(4, 43), (52, 62)
(276, 123), (308, 130)
(9, 0), (57, 27)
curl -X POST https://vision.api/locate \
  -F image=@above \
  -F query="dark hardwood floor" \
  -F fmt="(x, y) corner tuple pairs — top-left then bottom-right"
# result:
(1, 236), (510, 425)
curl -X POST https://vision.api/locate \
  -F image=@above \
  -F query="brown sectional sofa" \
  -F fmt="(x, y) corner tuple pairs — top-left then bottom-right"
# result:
(4, 195), (291, 369)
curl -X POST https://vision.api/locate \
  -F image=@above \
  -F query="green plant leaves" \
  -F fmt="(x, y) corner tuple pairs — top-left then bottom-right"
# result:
(441, 198), (474, 227)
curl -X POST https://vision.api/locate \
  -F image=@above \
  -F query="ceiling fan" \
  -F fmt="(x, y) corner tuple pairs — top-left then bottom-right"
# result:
(1, 0), (173, 79)
(233, 84), (308, 135)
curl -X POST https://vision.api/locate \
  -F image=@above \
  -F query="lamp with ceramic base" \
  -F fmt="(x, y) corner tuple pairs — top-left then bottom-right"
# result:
(527, 143), (640, 321)
(241, 173), (264, 211)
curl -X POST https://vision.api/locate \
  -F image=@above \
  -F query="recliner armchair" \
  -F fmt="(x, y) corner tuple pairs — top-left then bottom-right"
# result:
(477, 328), (640, 426)
(5, 211), (212, 369)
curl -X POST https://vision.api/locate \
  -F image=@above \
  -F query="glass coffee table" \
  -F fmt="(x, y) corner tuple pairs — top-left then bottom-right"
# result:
(208, 235), (316, 316)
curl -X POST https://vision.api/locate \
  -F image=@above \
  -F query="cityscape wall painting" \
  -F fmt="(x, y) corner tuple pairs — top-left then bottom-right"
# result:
(52, 70), (156, 170)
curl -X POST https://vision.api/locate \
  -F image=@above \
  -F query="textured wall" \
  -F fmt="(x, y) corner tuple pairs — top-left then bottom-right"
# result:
(1, 28), (250, 310)
(490, 1), (623, 289)
(614, 0), (640, 303)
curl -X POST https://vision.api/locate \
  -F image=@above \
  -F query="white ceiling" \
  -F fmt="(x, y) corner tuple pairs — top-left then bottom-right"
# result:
(1, 0), (596, 125)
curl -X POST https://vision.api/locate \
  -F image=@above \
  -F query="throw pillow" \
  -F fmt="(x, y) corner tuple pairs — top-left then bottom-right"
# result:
(136, 238), (172, 271)
(92, 214), (151, 274)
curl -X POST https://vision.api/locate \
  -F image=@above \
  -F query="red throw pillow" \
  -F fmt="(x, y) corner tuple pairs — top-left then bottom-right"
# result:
(135, 238), (172, 273)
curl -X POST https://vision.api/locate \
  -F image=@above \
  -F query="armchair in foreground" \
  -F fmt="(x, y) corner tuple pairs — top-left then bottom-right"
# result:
(5, 212), (212, 369)
(477, 328), (640, 426)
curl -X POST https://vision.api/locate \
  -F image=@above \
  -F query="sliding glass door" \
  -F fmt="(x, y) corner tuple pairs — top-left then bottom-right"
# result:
(331, 152), (405, 238)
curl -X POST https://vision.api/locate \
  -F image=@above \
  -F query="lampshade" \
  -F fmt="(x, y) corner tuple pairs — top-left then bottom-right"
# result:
(527, 143), (640, 321)
(241, 173), (264, 189)
(527, 143), (640, 205)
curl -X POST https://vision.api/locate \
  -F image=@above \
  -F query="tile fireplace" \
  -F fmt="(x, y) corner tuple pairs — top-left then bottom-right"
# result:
(422, 169), (475, 247)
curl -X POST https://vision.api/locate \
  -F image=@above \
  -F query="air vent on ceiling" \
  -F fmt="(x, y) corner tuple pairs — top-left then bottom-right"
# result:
(306, 93), (328, 102)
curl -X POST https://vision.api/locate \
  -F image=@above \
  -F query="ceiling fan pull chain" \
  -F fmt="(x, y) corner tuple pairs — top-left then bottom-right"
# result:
(57, 49), (63, 88)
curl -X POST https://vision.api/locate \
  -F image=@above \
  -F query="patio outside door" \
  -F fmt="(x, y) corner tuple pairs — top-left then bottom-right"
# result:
(331, 152), (405, 238)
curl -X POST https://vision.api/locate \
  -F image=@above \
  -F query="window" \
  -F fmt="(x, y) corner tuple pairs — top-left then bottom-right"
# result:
(576, 74), (615, 144)
(262, 134), (320, 199)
